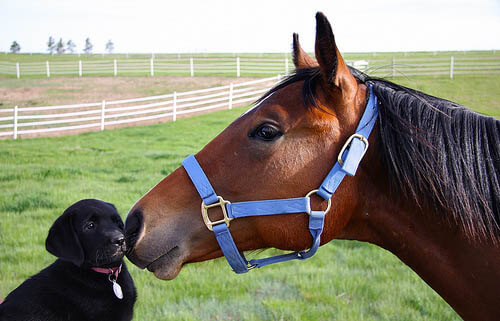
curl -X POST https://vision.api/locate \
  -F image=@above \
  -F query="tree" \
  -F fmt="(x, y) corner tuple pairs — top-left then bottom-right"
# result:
(83, 38), (93, 54)
(66, 40), (76, 54)
(10, 41), (20, 53)
(105, 40), (114, 54)
(47, 36), (56, 54)
(56, 38), (65, 54)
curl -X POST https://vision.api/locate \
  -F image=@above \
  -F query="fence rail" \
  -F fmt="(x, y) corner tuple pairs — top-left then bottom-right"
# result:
(1, 56), (499, 79)
(0, 76), (280, 139)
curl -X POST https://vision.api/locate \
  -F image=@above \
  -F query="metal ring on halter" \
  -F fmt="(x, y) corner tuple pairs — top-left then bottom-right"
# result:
(305, 189), (332, 214)
(201, 196), (232, 231)
(337, 133), (369, 166)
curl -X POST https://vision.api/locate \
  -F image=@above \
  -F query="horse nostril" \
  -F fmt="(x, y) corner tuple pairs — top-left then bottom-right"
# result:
(125, 208), (143, 248)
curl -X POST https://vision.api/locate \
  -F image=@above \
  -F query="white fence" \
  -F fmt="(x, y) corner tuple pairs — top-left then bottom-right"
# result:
(0, 57), (293, 78)
(1, 56), (499, 79)
(0, 76), (280, 139)
(366, 56), (500, 79)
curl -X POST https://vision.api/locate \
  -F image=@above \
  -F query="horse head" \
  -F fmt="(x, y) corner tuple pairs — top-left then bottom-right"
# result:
(125, 13), (375, 280)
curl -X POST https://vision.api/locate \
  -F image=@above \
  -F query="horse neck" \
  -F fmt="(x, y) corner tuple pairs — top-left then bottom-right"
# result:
(342, 152), (500, 321)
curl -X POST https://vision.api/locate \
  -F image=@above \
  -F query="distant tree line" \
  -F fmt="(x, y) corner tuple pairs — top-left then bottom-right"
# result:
(8, 38), (115, 54)
(10, 41), (21, 53)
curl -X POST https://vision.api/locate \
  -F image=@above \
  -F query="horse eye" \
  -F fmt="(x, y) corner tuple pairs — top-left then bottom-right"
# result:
(85, 222), (95, 230)
(253, 124), (281, 141)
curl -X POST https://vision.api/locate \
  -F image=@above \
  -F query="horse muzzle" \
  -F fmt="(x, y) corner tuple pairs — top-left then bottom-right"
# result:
(124, 205), (202, 280)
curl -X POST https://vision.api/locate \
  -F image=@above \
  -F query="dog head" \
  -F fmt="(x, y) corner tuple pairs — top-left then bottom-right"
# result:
(46, 199), (126, 268)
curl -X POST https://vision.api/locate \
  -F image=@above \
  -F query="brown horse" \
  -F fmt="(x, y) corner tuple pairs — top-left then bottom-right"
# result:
(125, 13), (500, 321)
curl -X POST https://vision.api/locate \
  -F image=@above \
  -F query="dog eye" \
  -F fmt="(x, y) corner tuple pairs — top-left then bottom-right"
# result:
(85, 222), (95, 230)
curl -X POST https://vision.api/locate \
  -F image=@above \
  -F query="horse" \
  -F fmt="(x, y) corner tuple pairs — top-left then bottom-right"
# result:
(125, 12), (500, 321)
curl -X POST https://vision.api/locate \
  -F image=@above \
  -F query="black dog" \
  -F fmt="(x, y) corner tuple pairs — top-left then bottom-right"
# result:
(0, 199), (137, 321)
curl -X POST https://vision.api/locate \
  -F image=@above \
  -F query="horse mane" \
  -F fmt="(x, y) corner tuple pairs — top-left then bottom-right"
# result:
(258, 67), (500, 243)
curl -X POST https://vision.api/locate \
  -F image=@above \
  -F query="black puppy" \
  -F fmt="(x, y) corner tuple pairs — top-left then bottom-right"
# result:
(0, 199), (137, 321)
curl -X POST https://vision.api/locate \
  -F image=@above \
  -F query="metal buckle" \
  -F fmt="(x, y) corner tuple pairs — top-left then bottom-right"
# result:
(337, 134), (369, 166)
(201, 196), (232, 231)
(247, 263), (257, 270)
(305, 189), (332, 214)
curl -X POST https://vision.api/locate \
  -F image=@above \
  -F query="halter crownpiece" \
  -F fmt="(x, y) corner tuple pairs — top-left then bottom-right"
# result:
(182, 84), (378, 274)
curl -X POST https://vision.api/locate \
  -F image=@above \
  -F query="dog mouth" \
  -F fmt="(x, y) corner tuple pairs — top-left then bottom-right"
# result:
(91, 246), (127, 268)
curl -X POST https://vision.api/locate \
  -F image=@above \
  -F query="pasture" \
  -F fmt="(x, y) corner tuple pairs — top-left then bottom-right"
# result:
(1, 51), (498, 79)
(1, 73), (499, 320)
(1, 50), (496, 62)
(0, 76), (258, 108)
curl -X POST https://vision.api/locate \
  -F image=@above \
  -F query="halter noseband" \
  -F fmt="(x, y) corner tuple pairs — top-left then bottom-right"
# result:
(182, 84), (378, 273)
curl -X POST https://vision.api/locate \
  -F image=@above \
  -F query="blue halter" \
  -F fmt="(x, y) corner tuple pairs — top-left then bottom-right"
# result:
(182, 84), (378, 273)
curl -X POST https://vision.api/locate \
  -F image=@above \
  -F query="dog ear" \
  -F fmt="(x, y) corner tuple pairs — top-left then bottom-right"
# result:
(46, 209), (84, 266)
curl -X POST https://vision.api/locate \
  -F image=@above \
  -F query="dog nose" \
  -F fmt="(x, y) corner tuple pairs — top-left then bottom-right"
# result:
(125, 208), (143, 248)
(112, 235), (125, 247)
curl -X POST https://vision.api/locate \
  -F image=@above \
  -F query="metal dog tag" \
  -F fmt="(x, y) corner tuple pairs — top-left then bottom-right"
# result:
(112, 280), (123, 299)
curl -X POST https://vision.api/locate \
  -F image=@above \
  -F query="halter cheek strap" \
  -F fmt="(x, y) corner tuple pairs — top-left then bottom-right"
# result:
(182, 84), (378, 274)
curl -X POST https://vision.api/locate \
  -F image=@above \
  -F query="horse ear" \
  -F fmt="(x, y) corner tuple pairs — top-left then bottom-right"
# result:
(292, 33), (317, 69)
(46, 209), (85, 266)
(314, 12), (356, 93)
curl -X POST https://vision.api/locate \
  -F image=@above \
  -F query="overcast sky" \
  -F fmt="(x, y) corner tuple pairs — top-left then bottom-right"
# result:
(1, 0), (499, 53)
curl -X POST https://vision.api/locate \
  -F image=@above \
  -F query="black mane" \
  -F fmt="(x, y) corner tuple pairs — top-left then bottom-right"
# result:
(259, 67), (500, 243)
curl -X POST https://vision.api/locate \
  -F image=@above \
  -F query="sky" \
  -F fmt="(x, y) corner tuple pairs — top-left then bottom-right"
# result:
(1, 0), (499, 54)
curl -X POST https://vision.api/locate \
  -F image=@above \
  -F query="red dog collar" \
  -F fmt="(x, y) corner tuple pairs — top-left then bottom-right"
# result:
(91, 264), (124, 299)
(91, 264), (122, 279)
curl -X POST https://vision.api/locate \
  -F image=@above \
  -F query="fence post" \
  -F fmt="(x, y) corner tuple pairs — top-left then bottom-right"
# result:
(78, 60), (82, 77)
(172, 92), (177, 121)
(285, 57), (289, 74)
(190, 58), (194, 76)
(391, 57), (395, 78)
(13, 106), (18, 139)
(228, 83), (233, 109)
(236, 57), (240, 77)
(46, 61), (50, 78)
(150, 58), (154, 76)
(16, 62), (20, 79)
(450, 56), (454, 79)
(114, 59), (117, 76)
(100, 100), (106, 131)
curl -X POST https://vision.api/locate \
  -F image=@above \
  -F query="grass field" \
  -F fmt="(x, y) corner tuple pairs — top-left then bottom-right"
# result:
(1, 50), (498, 79)
(1, 74), (499, 320)
(1, 50), (497, 63)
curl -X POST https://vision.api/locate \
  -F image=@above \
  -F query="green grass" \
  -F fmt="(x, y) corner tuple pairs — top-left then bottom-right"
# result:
(1, 50), (498, 63)
(1, 50), (498, 79)
(2, 74), (499, 320)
